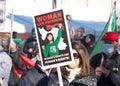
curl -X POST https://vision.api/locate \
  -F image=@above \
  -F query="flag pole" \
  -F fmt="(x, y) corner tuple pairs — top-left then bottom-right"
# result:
(52, 0), (57, 9)
(9, 0), (14, 54)
(108, 1), (117, 32)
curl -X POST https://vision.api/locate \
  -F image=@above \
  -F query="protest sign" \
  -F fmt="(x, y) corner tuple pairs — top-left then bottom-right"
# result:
(34, 9), (74, 69)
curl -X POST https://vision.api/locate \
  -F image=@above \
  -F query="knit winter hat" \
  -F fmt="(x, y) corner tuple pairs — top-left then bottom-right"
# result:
(14, 38), (23, 46)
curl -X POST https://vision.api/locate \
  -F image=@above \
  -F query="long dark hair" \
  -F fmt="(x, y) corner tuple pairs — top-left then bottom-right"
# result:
(44, 33), (54, 46)
(61, 41), (92, 78)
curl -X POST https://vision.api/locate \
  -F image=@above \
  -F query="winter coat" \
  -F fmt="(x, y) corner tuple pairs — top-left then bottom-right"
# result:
(23, 36), (37, 59)
(16, 62), (49, 86)
(8, 48), (27, 86)
(0, 50), (12, 86)
(47, 68), (97, 86)
(90, 52), (120, 86)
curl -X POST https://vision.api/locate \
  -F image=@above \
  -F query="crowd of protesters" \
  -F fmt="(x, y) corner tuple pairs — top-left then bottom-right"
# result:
(70, 26), (96, 54)
(0, 22), (120, 86)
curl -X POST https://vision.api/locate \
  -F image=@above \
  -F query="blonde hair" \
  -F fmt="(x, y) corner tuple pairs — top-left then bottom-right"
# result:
(1, 33), (10, 41)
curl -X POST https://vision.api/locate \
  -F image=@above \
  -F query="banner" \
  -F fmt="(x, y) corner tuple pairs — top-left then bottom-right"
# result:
(34, 9), (74, 69)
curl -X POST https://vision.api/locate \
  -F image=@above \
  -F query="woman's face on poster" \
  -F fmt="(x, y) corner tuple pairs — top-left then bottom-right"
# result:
(47, 34), (53, 41)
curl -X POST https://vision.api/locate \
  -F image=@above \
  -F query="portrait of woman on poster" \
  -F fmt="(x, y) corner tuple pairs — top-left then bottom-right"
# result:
(42, 23), (63, 57)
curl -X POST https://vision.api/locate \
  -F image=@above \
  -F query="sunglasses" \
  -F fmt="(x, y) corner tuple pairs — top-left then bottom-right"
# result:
(73, 53), (79, 58)
(77, 31), (83, 32)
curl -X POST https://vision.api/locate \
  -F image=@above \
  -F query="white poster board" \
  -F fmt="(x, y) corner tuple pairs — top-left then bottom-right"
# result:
(33, 9), (74, 69)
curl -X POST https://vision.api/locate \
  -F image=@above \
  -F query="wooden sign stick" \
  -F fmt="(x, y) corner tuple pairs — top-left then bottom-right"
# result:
(57, 67), (63, 86)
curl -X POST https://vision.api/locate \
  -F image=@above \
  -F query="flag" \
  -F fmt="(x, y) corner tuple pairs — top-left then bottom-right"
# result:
(90, 2), (117, 58)
(107, 8), (117, 32)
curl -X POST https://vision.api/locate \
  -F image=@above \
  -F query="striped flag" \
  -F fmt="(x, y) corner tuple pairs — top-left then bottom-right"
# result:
(90, 1), (117, 58)
(108, 2), (117, 32)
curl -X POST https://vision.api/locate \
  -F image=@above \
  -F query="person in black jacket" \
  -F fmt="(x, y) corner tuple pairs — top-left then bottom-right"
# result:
(17, 49), (50, 86)
(17, 62), (49, 86)
(8, 41), (27, 86)
(23, 28), (37, 59)
(48, 41), (97, 86)
(81, 34), (96, 54)
(90, 32), (120, 86)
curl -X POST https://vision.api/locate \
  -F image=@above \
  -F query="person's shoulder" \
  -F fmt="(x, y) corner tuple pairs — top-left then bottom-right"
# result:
(22, 63), (45, 77)
(17, 68), (36, 85)
(49, 68), (57, 76)
(115, 54), (120, 62)
(116, 53), (120, 58)
(76, 74), (97, 86)
(20, 67), (36, 79)
(86, 74), (97, 86)
(25, 36), (33, 42)
(0, 51), (12, 61)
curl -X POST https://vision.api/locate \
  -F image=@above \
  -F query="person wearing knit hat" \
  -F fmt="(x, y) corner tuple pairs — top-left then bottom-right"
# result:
(14, 38), (23, 46)
(12, 31), (23, 46)
(90, 32), (120, 86)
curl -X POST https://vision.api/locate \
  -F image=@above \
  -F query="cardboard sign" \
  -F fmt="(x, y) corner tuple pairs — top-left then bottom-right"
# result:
(33, 9), (74, 69)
